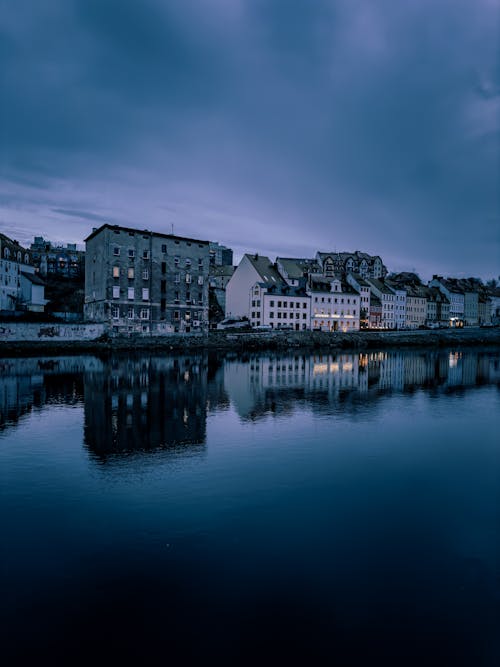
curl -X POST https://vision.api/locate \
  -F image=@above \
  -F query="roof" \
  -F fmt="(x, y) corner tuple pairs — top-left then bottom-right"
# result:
(210, 265), (235, 277)
(277, 257), (320, 279)
(349, 273), (370, 287)
(308, 275), (358, 295)
(365, 278), (393, 295)
(84, 223), (209, 245)
(21, 271), (45, 285)
(245, 254), (284, 285)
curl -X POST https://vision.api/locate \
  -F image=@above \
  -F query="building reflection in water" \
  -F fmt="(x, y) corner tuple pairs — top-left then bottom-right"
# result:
(0, 349), (499, 448)
(83, 354), (208, 460)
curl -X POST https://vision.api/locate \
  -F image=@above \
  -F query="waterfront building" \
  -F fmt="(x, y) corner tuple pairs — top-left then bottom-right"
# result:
(308, 275), (360, 332)
(365, 278), (397, 329)
(425, 287), (450, 326)
(276, 257), (321, 287)
(369, 295), (383, 328)
(401, 285), (427, 329)
(346, 274), (371, 327)
(0, 234), (46, 313)
(84, 224), (210, 334)
(429, 276), (465, 326)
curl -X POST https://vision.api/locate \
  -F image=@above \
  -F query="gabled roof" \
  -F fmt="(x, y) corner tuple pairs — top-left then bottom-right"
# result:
(277, 257), (320, 279)
(245, 254), (284, 285)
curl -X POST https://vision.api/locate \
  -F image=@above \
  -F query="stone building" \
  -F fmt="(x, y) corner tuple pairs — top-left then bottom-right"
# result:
(84, 224), (210, 334)
(316, 251), (387, 280)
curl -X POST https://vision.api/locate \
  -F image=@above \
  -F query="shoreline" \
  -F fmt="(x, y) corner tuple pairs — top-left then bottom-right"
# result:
(1, 327), (500, 357)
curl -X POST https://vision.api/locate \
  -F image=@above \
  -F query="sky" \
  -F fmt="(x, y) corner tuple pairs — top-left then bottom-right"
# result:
(1, 0), (499, 281)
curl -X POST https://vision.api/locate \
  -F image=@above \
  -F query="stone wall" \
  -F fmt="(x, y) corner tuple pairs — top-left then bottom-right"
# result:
(0, 322), (106, 342)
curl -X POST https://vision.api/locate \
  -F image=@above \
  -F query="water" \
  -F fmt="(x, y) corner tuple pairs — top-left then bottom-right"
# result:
(1, 349), (499, 665)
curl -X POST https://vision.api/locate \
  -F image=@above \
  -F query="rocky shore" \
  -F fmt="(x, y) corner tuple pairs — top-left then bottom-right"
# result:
(1, 327), (500, 357)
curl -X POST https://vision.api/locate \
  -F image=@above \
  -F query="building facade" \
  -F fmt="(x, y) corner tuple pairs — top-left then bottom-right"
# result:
(0, 234), (45, 313)
(30, 237), (85, 279)
(316, 251), (387, 280)
(308, 276), (361, 332)
(84, 224), (210, 334)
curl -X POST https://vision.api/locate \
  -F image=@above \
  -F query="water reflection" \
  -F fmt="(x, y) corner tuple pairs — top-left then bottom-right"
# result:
(1, 348), (499, 447)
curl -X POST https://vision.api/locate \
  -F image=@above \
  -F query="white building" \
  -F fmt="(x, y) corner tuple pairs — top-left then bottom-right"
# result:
(308, 276), (361, 332)
(346, 274), (371, 327)
(429, 276), (465, 326)
(0, 234), (46, 313)
(365, 278), (397, 329)
(225, 253), (310, 328)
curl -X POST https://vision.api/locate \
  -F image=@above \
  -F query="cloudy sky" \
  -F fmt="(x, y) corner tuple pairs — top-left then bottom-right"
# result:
(1, 0), (498, 279)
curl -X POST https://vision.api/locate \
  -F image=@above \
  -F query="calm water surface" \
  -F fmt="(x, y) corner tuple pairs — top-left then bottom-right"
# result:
(1, 348), (499, 664)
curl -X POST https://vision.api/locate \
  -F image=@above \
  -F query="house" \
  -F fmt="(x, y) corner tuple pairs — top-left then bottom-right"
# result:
(30, 237), (85, 278)
(425, 287), (450, 326)
(308, 275), (361, 332)
(0, 234), (46, 313)
(429, 276), (465, 326)
(346, 274), (371, 328)
(84, 223), (210, 334)
(276, 257), (321, 287)
(225, 254), (310, 328)
(316, 251), (387, 280)
(365, 278), (397, 329)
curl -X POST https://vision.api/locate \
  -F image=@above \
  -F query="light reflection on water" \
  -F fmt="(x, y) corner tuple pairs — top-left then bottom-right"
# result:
(1, 348), (499, 665)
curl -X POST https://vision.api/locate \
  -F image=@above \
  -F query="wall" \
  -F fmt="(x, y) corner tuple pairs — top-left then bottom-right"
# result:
(0, 322), (106, 342)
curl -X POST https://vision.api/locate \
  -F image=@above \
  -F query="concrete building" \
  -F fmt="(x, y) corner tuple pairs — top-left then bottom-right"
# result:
(84, 224), (210, 334)
(0, 234), (46, 313)
(209, 242), (233, 267)
(308, 275), (360, 332)
(30, 237), (85, 279)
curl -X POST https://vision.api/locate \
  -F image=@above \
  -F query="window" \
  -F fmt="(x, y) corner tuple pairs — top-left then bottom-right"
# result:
(160, 298), (166, 312)
(270, 300), (275, 307)
(185, 258), (191, 268)
(161, 261), (166, 274)
(142, 269), (149, 280)
(128, 288), (134, 300)
(173, 311), (180, 320)
(186, 291), (191, 302)
(174, 274), (180, 283)
(128, 248), (135, 258)
(128, 268), (134, 279)
(113, 247), (120, 256)
(128, 307), (134, 319)
(283, 302), (287, 308)
(303, 303), (307, 309)
(161, 244), (167, 253)
(252, 300), (255, 307)
(270, 312), (274, 318)
(142, 288), (149, 301)
(278, 301), (282, 308)
(24, 253), (29, 264)
(174, 256), (180, 266)
(112, 305), (119, 319)
(198, 275), (204, 285)
(142, 250), (150, 260)
(185, 273), (191, 283)
(112, 286), (120, 298)
(198, 292), (203, 303)
(185, 311), (191, 320)
(113, 266), (120, 278)
(140, 308), (149, 320)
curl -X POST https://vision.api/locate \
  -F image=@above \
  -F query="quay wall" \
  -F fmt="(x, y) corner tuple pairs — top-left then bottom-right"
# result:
(1, 325), (500, 356)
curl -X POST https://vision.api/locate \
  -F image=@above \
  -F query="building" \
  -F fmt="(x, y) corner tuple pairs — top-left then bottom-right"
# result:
(365, 278), (397, 329)
(225, 253), (310, 328)
(276, 257), (321, 287)
(30, 237), (85, 279)
(209, 264), (235, 313)
(0, 234), (46, 313)
(425, 287), (450, 326)
(209, 242), (233, 267)
(308, 275), (360, 332)
(429, 277), (465, 326)
(316, 251), (387, 280)
(84, 224), (210, 334)
(346, 274), (371, 327)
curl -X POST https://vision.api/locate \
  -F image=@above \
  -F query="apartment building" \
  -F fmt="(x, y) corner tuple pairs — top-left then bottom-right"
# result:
(0, 234), (46, 313)
(308, 276), (361, 332)
(84, 224), (210, 334)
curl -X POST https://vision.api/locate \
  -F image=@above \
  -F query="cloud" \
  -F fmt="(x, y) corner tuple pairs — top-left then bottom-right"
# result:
(0, 0), (498, 279)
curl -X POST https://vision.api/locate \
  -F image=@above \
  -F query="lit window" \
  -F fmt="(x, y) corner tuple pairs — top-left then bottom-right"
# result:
(113, 266), (120, 278)
(128, 268), (134, 279)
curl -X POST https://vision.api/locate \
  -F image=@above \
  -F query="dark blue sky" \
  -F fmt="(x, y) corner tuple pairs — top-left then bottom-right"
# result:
(1, 0), (498, 279)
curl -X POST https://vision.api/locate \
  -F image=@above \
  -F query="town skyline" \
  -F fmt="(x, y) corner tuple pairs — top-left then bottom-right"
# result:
(2, 0), (499, 282)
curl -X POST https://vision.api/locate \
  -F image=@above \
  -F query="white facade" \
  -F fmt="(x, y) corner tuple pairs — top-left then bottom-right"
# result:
(250, 283), (311, 329)
(309, 278), (360, 332)
(225, 255), (264, 319)
(429, 278), (464, 323)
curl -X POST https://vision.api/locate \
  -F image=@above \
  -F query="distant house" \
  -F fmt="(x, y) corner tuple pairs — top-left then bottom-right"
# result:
(429, 276), (465, 326)
(316, 251), (387, 280)
(0, 234), (46, 313)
